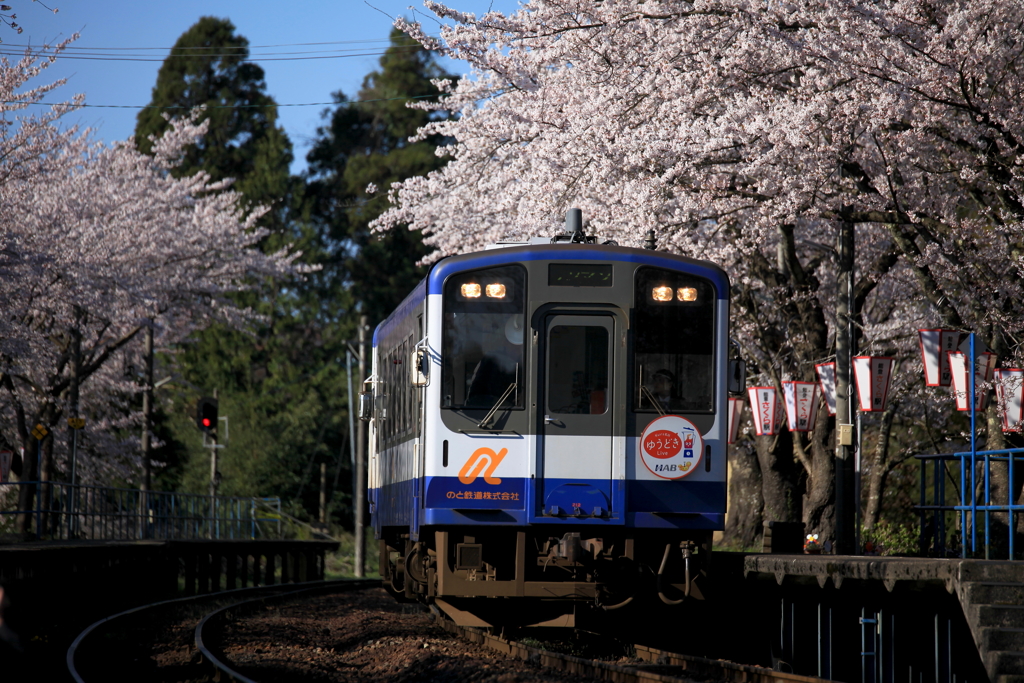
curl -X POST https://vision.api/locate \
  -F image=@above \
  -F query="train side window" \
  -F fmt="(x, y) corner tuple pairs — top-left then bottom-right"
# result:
(633, 266), (716, 413)
(442, 265), (526, 410)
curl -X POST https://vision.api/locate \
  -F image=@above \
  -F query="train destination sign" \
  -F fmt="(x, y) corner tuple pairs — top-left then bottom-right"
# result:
(548, 263), (613, 287)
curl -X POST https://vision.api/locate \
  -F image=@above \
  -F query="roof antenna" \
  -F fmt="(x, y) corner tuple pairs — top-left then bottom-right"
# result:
(644, 229), (657, 250)
(565, 208), (584, 243)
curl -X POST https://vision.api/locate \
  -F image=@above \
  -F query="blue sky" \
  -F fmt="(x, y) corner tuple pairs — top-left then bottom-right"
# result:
(4, 0), (522, 171)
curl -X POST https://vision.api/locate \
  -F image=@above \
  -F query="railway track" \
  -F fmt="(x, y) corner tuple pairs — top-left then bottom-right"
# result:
(69, 581), (829, 683)
(429, 609), (828, 683)
(66, 579), (378, 682)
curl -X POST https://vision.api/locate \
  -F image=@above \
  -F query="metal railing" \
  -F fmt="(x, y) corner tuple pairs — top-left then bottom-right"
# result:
(915, 449), (1024, 559)
(0, 481), (282, 541)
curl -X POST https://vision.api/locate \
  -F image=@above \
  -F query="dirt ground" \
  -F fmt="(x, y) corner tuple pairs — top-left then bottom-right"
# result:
(215, 588), (608, 683)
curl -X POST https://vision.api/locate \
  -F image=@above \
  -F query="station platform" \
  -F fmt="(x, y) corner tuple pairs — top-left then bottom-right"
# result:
(713, 552), (1024, 682)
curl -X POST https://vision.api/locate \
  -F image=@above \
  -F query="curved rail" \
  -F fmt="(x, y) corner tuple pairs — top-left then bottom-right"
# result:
(67, 579), (374, 683)
(74, 579), (832, 683)
(194, 579), (378, 682)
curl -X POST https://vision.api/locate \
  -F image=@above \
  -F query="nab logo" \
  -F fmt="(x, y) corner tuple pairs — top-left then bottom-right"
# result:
(458, 447), (508, 485)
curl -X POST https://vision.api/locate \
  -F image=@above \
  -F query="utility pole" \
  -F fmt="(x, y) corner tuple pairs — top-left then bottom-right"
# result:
(355, 316), (367, 577)
(319, 462), (328, 527)
(68, 308), (82, 537)
(835, 219), (857, 555)
(141, 321), (154, 493)
(137, 320), (155, 539)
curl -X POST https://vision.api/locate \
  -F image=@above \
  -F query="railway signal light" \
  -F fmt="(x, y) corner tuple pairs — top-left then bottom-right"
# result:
(196, 397), (218, 433)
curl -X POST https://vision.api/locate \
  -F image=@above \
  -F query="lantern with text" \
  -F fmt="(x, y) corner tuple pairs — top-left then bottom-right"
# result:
(747, 387), (781, 436)
(918, 329), (960, 386)
(782, 381), (819, 432)
(949, 351), (998, 411)
(995, 369), (1024, 433)
(853, 356), (895, 412)
(814, 362), (837, 416)
(727, 397), (744, 444)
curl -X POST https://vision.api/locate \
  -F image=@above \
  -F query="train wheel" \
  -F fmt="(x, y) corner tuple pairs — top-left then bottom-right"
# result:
(405, 544), (429, 585)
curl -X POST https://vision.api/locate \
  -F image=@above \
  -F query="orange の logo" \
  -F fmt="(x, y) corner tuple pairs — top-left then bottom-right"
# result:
(458, 447), (508, 485)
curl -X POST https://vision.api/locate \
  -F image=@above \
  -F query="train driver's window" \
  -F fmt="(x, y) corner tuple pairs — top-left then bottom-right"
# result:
(633, 267), (716, 413)
(442, 265), (526, 410)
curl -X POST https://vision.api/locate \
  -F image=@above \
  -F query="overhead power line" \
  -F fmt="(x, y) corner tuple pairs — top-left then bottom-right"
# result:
(4, 92), (448, 110)
(0, 45), (428, 63)
(0, 37), (427, 50)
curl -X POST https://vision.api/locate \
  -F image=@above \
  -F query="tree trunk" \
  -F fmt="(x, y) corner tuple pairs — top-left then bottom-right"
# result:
(16, 434), (38, 535)
(862, 405), (897, 530)
(756, 429), (802, 524)
(803, 409), (836, 541)
(724, 439), (764, 548)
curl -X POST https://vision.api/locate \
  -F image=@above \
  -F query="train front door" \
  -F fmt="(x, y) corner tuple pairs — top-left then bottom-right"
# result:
(538, 314), (615, 518)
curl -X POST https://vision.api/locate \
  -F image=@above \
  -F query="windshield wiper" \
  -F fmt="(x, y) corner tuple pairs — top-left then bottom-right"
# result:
(640, 385), (667, 417)
(478, 381), (518, 429)
(475, 362), (516, 428)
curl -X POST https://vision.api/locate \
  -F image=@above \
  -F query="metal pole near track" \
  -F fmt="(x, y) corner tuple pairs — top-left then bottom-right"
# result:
(835, 217), (857, 555)
(355, 316), (367, 577)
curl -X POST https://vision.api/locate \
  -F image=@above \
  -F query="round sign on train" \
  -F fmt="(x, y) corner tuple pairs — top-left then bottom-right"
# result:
(639, 415), (704, 479)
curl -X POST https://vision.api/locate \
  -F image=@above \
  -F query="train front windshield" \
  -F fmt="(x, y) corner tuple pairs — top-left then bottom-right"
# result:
(634, 266), (716, 413)
(442, 265), (527, 410)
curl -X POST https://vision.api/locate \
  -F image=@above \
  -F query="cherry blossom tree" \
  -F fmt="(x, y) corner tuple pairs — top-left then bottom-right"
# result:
(375, 0), (1024, 545)
(0, 44), (301, 529)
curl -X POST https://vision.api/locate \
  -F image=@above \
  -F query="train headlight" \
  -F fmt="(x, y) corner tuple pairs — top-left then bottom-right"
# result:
(461, 283), (482, 298)
(652, 286), (673, 302)
(486, 283), (506, 298)
(677, 287), (698, 302)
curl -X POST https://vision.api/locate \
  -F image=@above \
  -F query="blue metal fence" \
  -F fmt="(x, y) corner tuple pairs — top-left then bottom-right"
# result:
(0, 481), (282, 541)
(914, 332), (1024, 560)
(916, 449), (1024, 559)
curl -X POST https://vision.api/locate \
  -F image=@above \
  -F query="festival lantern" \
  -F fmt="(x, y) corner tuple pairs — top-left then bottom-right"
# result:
(815, 362), (837, 416)
(747, 386), (782, 436)
(994, 369), (1024, 433)
(782, 381), (819, 432)
(918, 329), (960, 386)
(949, 351), (998, 411)
(853, 356), (895, 412)
(727, 397), (744, 444)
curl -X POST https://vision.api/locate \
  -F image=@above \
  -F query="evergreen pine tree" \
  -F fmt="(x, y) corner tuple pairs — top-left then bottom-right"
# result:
(135, 18), (351, 522)
(306, 27), (452, 326)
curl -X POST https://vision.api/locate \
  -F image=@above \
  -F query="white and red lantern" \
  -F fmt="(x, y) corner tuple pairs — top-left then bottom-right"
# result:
(783, 381), (819, 432)
(727, 397), (745, 444)
(853, 356), (895, 412)
(748, 386), (782, 436)
(814, 362), (837, 416)
(995, 369), (1024, 433)
(949, 351), (998, 411)
(918, 329), (960, 386)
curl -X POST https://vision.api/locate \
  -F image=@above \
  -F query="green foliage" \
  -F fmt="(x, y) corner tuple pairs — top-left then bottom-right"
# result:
(139, 22), (451, 532)
(306, 27), (452, 325)
(862, 521), (920, 556)
(325, 529), (381, 579)
(138, 17), (352, 526)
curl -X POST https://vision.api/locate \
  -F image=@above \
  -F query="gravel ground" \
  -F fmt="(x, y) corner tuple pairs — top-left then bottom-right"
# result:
(215, 588), (608, 683)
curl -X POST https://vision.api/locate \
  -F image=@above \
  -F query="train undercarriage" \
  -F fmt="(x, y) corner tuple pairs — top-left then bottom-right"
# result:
(379, 527), (712, 627)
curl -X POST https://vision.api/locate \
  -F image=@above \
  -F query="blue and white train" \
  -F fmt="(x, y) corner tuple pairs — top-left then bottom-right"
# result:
(364, 211), (736, 627)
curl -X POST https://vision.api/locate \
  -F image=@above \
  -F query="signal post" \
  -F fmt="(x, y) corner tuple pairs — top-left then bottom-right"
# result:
(197, 395), (222, 533)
